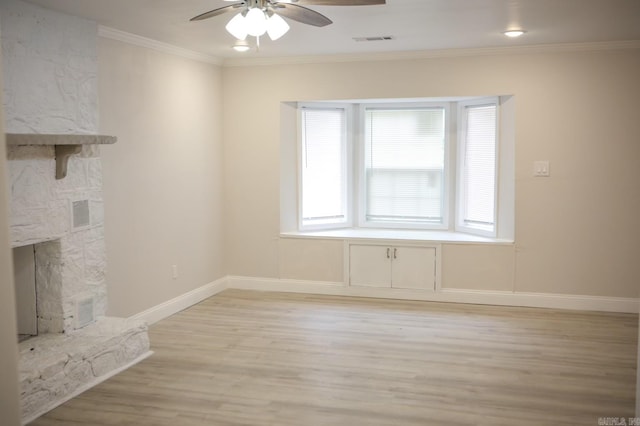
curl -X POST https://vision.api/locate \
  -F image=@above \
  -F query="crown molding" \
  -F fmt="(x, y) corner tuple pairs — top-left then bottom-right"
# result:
(222, 40), (640, 68)
(98, 26), (222, 66)
(95, 27), (640, 69)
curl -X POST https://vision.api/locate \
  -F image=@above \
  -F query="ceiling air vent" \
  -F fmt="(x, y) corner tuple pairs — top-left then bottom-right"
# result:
(353, 36), (395, 42)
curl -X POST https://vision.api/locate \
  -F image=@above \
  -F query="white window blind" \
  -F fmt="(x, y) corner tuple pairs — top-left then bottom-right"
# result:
(461, 103), (497, 231)
(300, 107), (347, 227)
(364, 107), (445, 225)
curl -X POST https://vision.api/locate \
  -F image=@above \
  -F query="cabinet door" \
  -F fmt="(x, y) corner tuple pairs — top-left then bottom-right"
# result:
(391, 246), (436, 290)
(349, 245), (392, 287)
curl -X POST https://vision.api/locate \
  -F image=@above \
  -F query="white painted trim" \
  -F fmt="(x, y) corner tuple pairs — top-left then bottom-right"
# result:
(130, 277), (228, 325)
(22, 350), (154, 425)
(98, 26), (222, 65)
(223, 40), (640, 68)
(231, 276), (345, 293)
(281, 229), (513, 244)
(440, 288), (639, 313)
(126, 274), (637, 321)
(227, 276), (639, 314)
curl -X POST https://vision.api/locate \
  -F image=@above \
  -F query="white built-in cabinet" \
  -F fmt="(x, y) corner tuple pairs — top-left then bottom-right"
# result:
(348, 243), (438, 290)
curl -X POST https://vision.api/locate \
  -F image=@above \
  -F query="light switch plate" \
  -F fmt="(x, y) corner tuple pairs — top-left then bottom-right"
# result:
(533, 161), (550, 177)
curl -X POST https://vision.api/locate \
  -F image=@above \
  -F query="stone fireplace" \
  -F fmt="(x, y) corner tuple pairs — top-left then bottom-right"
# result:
(10, 140), (109, 336)
(1, 0), (151, 422)
(8, 139), (151, 423)
(7, 139), (150, 423)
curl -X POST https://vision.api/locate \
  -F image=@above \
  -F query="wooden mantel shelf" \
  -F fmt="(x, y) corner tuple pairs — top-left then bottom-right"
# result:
(5, 133), (117, 179)
(6, 133), (116, 146)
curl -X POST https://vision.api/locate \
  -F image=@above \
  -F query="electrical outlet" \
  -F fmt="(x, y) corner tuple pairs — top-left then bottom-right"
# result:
(533, 161), (550, 177)
(172, 264), (178, 279)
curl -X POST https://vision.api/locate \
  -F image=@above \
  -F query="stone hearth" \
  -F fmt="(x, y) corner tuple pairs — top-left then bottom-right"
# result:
(19, 318), (149, 422)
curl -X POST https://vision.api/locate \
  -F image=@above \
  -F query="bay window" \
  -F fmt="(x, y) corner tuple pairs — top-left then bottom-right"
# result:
(295, 97), (512, 239)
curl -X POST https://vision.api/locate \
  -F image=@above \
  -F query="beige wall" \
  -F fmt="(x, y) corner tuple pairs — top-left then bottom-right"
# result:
(278, 238), (344, 283)
(223, 48), (640, 298)
(0, 27), (22, 423)
(98, 38), (225, 317)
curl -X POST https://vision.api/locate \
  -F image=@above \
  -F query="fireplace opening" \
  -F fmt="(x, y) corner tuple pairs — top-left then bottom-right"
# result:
(13, 244), (37, 342)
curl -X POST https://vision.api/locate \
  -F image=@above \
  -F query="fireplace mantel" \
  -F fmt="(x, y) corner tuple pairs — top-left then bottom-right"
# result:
(6, 133), (117, 179)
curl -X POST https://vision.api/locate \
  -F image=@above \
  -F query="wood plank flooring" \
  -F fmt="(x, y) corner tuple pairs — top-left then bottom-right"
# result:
(29, 289), (638, 425)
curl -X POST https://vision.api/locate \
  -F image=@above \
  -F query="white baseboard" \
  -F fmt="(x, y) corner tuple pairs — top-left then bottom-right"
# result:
(22, 350), (154, 425)
(130, 277), (228, 325)
(125, 275), (637, 325)
(228, 276), (639, 314)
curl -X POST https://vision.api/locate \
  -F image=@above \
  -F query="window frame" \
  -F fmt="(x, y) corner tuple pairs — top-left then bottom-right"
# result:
(455, 98), (500, 238)
(297, 103), (353, 231)
(357, 102), (452, 231)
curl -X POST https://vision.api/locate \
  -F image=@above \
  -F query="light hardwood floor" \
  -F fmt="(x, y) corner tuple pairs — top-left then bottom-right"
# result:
(29, 289), (637, 425)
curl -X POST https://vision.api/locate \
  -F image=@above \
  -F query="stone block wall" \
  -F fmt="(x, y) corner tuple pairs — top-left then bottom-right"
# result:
(0, 0), (98, 134)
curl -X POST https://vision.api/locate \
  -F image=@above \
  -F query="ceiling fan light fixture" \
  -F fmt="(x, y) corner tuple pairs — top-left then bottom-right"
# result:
(266, 13), (290, 41)
(226, 13), (248, 40)
(193, 0), (386, 48)
(245, 7), (268, 37)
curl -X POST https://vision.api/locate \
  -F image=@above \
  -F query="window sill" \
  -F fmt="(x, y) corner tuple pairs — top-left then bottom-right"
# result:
(281, 229), (513, 244)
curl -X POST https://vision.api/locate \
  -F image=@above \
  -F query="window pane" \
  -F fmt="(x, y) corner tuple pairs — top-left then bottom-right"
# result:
(365, 108), (445, 224)
(462, 104), (496, 229)
(301, 108), (346, 226)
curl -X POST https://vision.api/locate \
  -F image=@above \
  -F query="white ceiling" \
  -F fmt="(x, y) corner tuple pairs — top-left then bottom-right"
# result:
(23, 0), (640, 60)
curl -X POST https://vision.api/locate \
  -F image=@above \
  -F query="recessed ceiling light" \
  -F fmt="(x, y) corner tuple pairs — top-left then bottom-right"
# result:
(504, 30), (526, 38)
(232, 40), (250, 52)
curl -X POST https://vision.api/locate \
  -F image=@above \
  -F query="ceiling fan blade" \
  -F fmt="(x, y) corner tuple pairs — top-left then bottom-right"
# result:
(190, 3), (244, 21)
(274, 3), (332, 27)
(285, 0), (385, 5)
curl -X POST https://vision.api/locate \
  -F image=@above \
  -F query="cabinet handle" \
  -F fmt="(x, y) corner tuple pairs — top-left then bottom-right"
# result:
(394, 248), (397, 259)
(386, 248), (390, 259)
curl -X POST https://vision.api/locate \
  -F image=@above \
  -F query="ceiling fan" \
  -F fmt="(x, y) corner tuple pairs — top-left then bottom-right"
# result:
(191, 0), (386, 28)
(190, 0), (385, 45)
